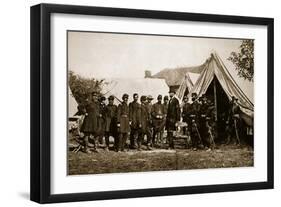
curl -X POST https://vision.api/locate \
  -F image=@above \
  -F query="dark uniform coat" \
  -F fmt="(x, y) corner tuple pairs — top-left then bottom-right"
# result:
(151, 102), (165, 131)
(129, 101), (141, 129)
(166, 97), (181, 131)
(146, 103), (153, 127)
(182, 102), (192, 123)
(105, 104), (118, 133)
(80, 101), (100, 134)
(117, 102), (130, 133)
(190, 100), (201, 119)
(139, 103), (150, 132)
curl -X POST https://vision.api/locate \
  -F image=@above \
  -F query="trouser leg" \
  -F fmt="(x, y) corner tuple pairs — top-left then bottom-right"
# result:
(159, 131), (163, 146)
(131, 128), (139, 148)
(117, 133), (122, 151)
(104, 132), (110, 148)
(83, 134), (90, 152)
(152, 128), (156, 146)
(137, 131), (143, 150)
(114, 134), (118, 151)
(122, 133), (128, 151)
(113, 131), (118, 151)
(146, 127), (152, 148)
(89, 134), (97, 150)
(129, 129), (134, 148)
(167, 131), (174, 148)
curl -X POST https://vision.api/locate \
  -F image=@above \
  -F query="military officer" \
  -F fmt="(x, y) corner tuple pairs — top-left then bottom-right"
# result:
(97, 96), (106, 147)
(104, 95), (118, 151)
(139, 96), (152, 150)
(117, 94), (130, 152)
(198, 94), (209, 148)
(166, 89), (181, 149)
(151, 95), (165, 147)
(226, 96), (241, 145)
(129, 93), (141, 149)
(80, 91), (100, 153)
(190, 93), (203, 150)
(145, 95), (154, 145)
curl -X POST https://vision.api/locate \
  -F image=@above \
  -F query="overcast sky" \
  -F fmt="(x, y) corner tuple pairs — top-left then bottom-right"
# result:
(68, 31), (253, 101)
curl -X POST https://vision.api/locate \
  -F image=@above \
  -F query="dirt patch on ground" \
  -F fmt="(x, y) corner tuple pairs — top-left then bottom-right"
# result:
(68, 144), (253, 175)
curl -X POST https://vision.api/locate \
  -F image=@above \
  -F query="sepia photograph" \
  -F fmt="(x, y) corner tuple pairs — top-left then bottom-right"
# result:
(67, 31), (254, 175)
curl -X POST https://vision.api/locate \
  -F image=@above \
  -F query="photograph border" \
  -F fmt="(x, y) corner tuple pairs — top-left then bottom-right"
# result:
(30, 3), (274, 203)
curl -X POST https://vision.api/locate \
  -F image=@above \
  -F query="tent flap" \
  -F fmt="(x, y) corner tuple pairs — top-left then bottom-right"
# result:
(188, 53), (254, 125)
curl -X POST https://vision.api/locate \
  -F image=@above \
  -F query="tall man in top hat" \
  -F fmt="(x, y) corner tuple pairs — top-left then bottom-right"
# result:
(117, 94), (130, 152)
(166, 89), (181, 149)
(129, 93), (141, 149)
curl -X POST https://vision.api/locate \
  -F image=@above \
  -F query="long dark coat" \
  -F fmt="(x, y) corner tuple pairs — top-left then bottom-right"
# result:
(129, 101), (141, 129)
(117, 102), (130, 133)
(166, 97), (181, 131)
(96, 103), (106, 135)
(139, 104), (149, 132)
(105, 104), (118, 133)
(80, 101), (100, 134)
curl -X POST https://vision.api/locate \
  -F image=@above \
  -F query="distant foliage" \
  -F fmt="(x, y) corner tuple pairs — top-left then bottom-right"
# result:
(228, 40), (254, 82)
(69, 71), (104, 104)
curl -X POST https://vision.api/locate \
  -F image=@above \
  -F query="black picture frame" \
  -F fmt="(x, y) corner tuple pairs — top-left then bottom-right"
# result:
(30, 3), (274, 204)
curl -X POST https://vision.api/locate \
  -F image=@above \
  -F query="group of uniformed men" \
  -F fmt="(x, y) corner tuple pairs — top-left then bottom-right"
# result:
(78, 89), (241, 153)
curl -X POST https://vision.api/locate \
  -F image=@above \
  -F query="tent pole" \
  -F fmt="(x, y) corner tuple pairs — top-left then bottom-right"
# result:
(213, 77), (218, 121)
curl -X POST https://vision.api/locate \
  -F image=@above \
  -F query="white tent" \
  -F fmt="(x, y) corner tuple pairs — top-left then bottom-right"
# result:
(188, 53), (254, 125)
(101, 78), (169, 103)
(188, 72), (200, 85)
(68, 87), (78, 116)
(176, 72), (200, 101)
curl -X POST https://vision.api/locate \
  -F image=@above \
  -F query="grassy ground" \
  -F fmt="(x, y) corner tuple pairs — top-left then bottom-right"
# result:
(68, 144), (253, 175)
